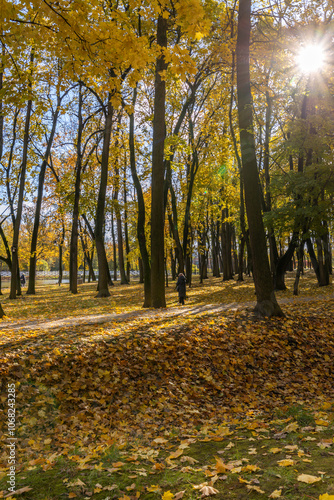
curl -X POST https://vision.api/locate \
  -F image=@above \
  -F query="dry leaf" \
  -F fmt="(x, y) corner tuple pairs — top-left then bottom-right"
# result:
(269, 448), (282, 454)
(297, 474), (321, 484)
(180, 456), (198, 464)
(4, 487), (32, 498)
(269, 490), (282, 498)
(147, 485), (162, 493)
(246, 485), (265, 494)
(174, 491), (186, 500)
(153, 437), (168, 444)
(277, 459), (294, 467)
(284, 422), (298, 433)
(67, 479), (86, 487)
(199, 486), (219, 497)
(168, 449), (183, 460)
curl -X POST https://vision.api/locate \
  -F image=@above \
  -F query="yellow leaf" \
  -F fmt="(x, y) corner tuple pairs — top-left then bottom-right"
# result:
(297, 474), (321, 484)
(153, 462), (165, 470)
(315, 419), (329, 426)
(269, 490), (282, 498)
(67, 479), (86, 487)
(215, 458), (229, 473)
(147, 485), (162, 493)
(68, 494), (77, 499)
(243, 464), (260, 472)
(112, 461), (125, 468)
(162, 491), (174, 500)
(319, 495), (334, 500)
(284, 422), (298, 433)
(44, 438), (52, 445)
(277, 459), (294, 467)
(246, 485), (265, 494)
(168, 449), (183, 460)
(269, 448), (282, 454)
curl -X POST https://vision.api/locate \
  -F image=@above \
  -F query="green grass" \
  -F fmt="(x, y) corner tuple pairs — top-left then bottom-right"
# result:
(1, 411), (333, 499)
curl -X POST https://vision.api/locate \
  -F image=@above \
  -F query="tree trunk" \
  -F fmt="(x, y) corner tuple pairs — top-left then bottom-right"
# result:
(10, 52), (34, 299)
(293, 241), (304, 295)
(168, 210), (184, 274)
(274, 232), (299, 290)
(95, 95), (113, 297)
(151, 14), (168, 308)
(116, 215), (128, 284)
(58, 224), (65, 285)
(211, 220), (220, 277)
(111, 208), (117, 281)
(128, 85), (151, 306)
(316, 237), (329, 286)
(123, 166), (131, 282)
(69, 83), (84, 294)
(139, 258), (144, 283)
(27, 92), (60, 295)
(236, 0), (282, 317)
(79, 221), (96, 282)
(221, 207), (233, 281)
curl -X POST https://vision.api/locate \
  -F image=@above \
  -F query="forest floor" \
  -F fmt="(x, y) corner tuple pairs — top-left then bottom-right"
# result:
(0, 272), (334, 500)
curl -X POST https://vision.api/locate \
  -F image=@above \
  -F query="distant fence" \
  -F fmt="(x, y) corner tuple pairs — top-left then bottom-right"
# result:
(0, 271), (70, 280)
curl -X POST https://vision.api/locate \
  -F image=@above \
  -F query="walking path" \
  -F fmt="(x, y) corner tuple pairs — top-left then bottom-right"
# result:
(1, 294), (331, 332)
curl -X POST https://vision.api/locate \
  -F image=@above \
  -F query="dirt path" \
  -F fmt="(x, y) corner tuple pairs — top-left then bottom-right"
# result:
(1, 294), (331, 332)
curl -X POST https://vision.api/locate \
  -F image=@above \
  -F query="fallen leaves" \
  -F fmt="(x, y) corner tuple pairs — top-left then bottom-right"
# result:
(0, 282), (334, 499)
(269, 489), (282, 498)
(297, 473), (322, 484)
(277, 459), (295, 467)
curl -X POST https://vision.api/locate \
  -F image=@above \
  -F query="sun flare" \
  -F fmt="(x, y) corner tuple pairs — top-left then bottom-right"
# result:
(297, 44), (325, 73)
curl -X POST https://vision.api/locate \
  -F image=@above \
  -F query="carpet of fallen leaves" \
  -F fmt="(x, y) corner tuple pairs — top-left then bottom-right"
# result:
(0, 274), (334, 499)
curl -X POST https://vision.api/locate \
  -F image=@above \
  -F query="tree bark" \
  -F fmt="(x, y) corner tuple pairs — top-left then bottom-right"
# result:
(151, 14), (168, 308)
(95, 95), (113, 297)
(293, 241), (304, 295)
(123, 165), (131, 282)
(69, 83), (84, 294)
(10, 52), (34, 299)
(236, 0), (282, 317)
(128, 85), (151, 306)
(111, 208), (117, 281)
(27, 91), (61, 295)
(221, 207), (233, 281)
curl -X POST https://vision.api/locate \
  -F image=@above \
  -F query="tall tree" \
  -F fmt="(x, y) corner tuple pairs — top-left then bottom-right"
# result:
(95, 94), (113, 297)
(27, 81), (64, 294)
(151, 14), (168, 308)
(10, 50), (34, 299)
(236, 0), (282, 317)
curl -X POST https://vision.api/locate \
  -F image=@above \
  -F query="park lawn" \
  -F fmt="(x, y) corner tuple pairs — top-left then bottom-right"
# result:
(0, 273), (334, 499)
(0, 270), (330, 323)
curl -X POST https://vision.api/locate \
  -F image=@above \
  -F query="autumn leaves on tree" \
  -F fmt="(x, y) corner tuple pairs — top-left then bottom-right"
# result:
(1, 0), (334, 316)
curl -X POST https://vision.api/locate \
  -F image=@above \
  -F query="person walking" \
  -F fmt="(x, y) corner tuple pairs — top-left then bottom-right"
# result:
(176, 273), (187, 305)
(20, 273), (26, 286)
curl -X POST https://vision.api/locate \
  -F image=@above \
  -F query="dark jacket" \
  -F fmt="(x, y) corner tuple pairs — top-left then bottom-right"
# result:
(176, 274), (186, 298)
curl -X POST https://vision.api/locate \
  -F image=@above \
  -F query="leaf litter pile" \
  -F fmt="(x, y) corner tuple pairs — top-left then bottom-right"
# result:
(0, 283), (334, 499)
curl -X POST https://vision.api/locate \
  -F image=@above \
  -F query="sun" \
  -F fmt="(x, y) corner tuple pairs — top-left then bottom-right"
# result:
(296, 44), (325, 73)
